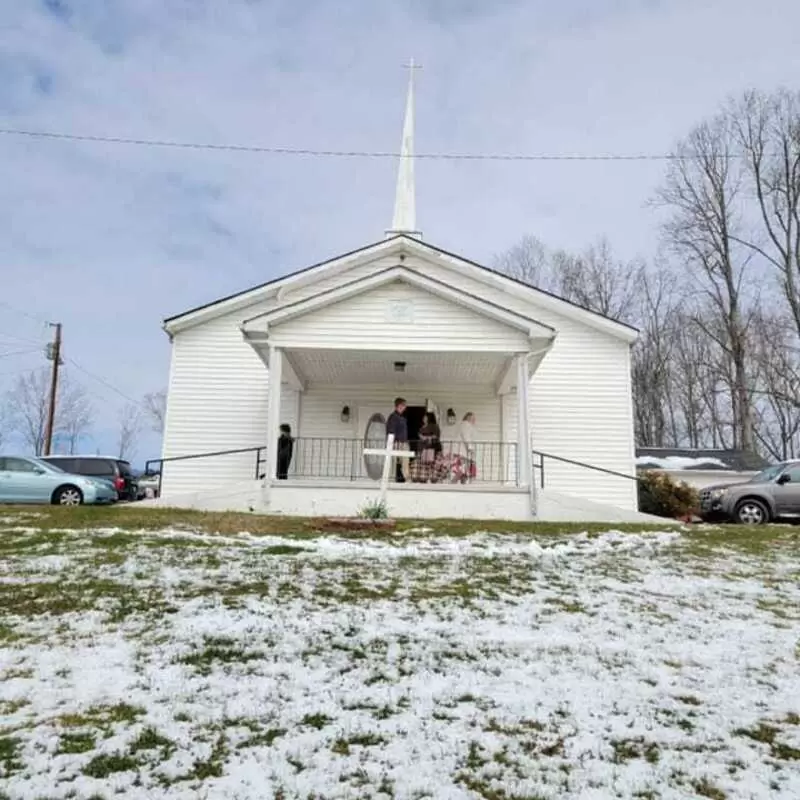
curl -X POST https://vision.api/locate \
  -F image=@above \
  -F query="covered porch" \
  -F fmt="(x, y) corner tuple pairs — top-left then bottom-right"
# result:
(245, 344), (552, 502)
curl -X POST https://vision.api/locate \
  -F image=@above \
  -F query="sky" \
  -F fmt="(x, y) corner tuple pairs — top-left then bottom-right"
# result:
(1, 0), (799, 465)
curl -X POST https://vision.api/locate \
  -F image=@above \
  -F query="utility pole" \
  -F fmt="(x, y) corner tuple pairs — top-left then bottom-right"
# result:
(43, 322), (62, 456)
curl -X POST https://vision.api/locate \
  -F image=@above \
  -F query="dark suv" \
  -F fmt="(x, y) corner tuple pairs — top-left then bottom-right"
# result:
(40, 455), (138, 502)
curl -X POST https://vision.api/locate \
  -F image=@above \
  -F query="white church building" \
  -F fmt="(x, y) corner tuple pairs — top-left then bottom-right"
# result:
(155, 69), (648, 522)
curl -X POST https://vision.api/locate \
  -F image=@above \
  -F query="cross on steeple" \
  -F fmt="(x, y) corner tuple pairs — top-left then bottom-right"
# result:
(386, 59), (423, 240)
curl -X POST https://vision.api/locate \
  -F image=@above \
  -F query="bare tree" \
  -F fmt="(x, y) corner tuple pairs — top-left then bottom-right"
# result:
(731, 89), (800, 336)
(143, 390), (167, 434)
(552, 237), (645, 324)
(749, 309), (800, 459)
(4, 369), (94, 455)
(657, 112), (757, 451)
(492, 234), (551, 287)
(631, 267), (681, 446)
(116, 403), (143, 460)
(59, 380), (94, 454)
(4, 369), (51, 454)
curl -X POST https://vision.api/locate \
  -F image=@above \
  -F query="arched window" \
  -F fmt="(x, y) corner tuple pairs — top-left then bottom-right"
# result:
(363, 412), (386, 480)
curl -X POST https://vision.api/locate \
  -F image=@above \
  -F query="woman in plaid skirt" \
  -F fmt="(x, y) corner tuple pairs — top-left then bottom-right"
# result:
(417, 412), (443, 483)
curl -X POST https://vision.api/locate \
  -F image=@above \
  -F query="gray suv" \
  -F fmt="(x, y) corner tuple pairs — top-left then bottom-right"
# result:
(700, 461), (800, 524)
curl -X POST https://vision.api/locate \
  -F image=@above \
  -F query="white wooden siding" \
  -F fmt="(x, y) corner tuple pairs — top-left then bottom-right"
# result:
(267, 281), (530, 352)
(161, 297), (273, 497)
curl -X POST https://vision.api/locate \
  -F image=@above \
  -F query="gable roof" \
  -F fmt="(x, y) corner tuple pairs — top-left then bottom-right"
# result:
(241, 265), (556, 341)
(163, 234), (638, 341)
(635, 447), (771, 472)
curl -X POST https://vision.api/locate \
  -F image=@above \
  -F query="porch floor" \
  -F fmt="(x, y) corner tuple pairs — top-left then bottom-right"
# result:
(276, 477), (526, 493)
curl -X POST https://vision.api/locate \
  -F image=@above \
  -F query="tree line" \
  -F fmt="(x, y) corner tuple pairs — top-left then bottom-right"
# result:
(0, 370), (166, 461)
(496, 87), (800, 461)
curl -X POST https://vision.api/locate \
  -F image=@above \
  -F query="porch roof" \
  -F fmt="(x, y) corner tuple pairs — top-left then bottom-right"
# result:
(254, 347), (550, 393)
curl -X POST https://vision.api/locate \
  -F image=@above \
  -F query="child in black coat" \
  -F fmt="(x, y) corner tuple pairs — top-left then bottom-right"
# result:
(276, 424), (294, 480)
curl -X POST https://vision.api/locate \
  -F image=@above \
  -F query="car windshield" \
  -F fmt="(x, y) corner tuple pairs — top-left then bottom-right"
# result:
(748, 464), (785, 483)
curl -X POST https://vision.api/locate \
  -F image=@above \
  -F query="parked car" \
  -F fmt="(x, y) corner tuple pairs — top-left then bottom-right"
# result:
(0, 456), (118, 506)
(699, 461), (800, 525)
(136, 471), (160, 499)
(39, 455), (139, 501)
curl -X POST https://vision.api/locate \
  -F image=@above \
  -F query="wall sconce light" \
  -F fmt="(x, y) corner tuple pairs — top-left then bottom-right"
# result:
(340, 405), (351, 423)
(446, 408), (456, 425)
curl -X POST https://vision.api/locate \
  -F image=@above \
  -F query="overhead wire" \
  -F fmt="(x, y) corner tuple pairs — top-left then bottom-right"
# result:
(0, 126), (730, 162)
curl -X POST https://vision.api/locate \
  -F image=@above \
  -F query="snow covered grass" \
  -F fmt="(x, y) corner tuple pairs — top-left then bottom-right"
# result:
(1, 514), (799, 799)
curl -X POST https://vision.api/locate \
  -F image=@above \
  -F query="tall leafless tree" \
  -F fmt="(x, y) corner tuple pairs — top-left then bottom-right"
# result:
(631, 266), (680, 446)
(59, 380), (94, 454)
(552, 237), (645, 324)
(731, 89), (800, 337)
(492, 234), (551, 288)
(116, 403), (143, 460)
(4, 369), (51, 455)
(657, 113), (757, 451)
(3, 369), (95, 455)
(143, 390), (167, 434)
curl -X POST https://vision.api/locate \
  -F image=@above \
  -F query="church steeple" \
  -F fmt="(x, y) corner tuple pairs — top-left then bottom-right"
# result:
(386, 59), (423, 240)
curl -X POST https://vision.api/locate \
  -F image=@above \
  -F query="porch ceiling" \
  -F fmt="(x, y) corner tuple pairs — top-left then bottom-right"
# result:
(286, 348), (510, 387)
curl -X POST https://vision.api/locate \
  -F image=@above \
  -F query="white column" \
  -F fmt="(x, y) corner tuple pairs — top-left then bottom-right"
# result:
(265, 345), (283, 482)
(516, 353), (532, 488)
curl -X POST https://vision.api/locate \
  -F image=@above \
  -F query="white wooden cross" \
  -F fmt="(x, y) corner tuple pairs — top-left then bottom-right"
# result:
(363, 433), (415, 505)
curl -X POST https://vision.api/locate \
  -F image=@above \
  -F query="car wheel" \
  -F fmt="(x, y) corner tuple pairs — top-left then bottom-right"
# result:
(734, 499), (769, 525)
(54, 486), (84, 506)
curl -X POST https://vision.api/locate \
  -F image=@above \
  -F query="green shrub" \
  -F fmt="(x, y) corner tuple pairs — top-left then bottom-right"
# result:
(357, 499), (389, 520)
(637, 470), (699, 518)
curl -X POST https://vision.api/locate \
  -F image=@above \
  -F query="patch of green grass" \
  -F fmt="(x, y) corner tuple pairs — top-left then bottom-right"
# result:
(301, 712), (333, 730)
(239, 728), (286, 749)
(0, 624), (21, 644)
(177, 636), (263, 675)
(331, 733), (386, 756)
(188, 734), (228, 780)
(57, 731), (96, 754)
(611, 738), (661, 764)
(0, 578), (172, 621)
(0, 699), (30, 716)
(129, 727), (176, 759)
(675, 694), (703, 706)
(734, 722), (800, 761)
(260, 544), (310, 556)
(57, 702), (144, 729)
(692, 777), (727, 799)
(83, 752), (139, 778)
(0, 736), (23, 778)
(0, 503), (687, 540)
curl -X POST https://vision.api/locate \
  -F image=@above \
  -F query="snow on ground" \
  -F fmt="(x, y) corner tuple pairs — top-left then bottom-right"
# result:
(1, 523), (799, 799)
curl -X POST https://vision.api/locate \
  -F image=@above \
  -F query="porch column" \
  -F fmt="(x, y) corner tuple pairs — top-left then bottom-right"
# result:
(516, 353), (532, 487)
(265, 345), (283, 482)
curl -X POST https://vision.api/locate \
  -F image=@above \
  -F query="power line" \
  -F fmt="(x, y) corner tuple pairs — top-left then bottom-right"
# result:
(0, 300), (51, 327)
(68, 358), (144, 409)
(0, 126), (708, 162)
(0, 332), (45, 346)
(0, 348), (40, 359)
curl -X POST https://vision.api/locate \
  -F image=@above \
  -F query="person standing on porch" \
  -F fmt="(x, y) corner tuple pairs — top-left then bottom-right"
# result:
(276, 424), (294, 480)
(386, 398), (408, 483)
(418, 412), (442, 483)
(460, 412), (477, 482)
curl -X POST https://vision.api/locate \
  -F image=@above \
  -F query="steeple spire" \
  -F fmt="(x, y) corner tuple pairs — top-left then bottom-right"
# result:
(386, 59), (422, 240)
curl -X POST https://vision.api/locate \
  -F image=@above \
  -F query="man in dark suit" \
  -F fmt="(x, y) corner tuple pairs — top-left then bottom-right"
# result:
(386, 397), (408, 483)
